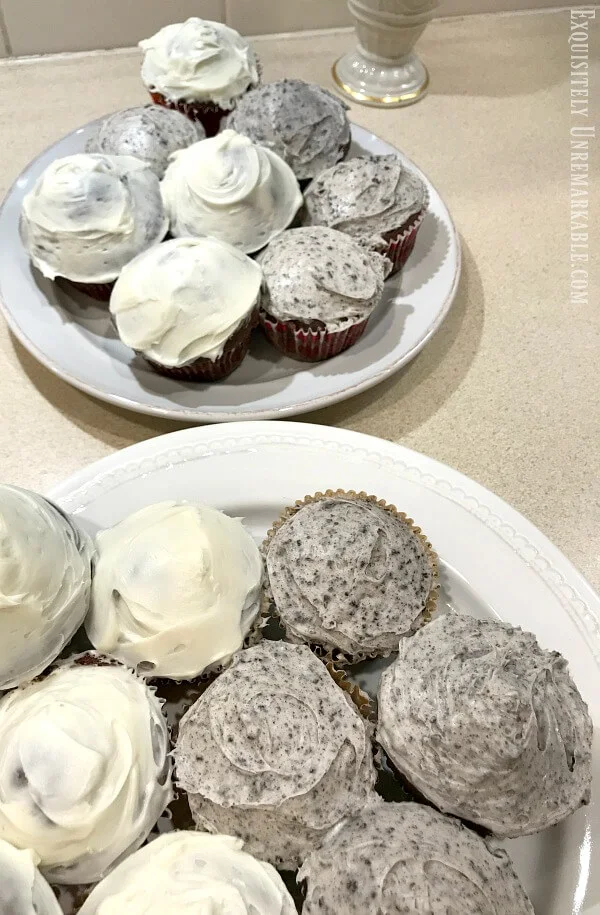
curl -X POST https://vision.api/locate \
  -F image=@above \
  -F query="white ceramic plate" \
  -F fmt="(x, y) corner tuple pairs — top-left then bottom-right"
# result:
(49, 421), (599, 915)
(0, 120), (460, 422)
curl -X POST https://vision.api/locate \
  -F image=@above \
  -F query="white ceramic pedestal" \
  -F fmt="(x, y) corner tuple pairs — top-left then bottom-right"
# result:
(333, 0), (439, 107)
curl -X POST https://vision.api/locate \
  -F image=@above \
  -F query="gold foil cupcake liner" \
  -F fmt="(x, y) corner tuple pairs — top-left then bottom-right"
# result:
(326, 660), (376, 726)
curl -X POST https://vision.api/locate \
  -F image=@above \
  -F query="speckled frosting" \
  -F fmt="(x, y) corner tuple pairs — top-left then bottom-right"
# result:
(0, 839), (62, 915)
(227, 79), (351, 181)
(258, 227), (389, 331)
(377, 613), (593, 837)
(299, 800), (535, 914)
(264, 495), (435, 657)
(304, 155), (427, 245)
(174, 641), (376, 870)
(85, 107), (205, 178)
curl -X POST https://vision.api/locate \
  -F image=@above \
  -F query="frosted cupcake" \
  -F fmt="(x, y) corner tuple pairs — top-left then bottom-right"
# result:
(174, 641), (376, 869)
(161, 130), (302, 255)
(299, 800), (534, 914)
(140, 18), (260, 136)
(258, 227), (389, 361)
(263, 490), (438, 660)
(0, 485), (93, 691)
(227, 79), (351, 184)
(20, 154), (167, 300)
(110, 237), (262, 381)
(304, 155), (429, 274)
(0, 658), (172, 883)
(78, 832), (295, 914)
(86, 106), (205, 178)
(377, 613), (593, 837)
(0, 839), (62, 915)
(87, 501), (263, 678)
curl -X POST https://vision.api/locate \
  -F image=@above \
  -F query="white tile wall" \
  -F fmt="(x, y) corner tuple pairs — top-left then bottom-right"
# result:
(0, 0), (569, 57)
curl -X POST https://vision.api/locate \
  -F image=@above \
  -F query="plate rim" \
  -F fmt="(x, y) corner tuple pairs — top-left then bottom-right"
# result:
(0, 121), (462, 423)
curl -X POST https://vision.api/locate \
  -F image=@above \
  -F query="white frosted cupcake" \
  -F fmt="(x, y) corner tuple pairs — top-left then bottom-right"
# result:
(78, 832), (295, 914)
(0, 657), (172, 883)
(0, 839), (62, 914)
(0, 485), (93, 690)
(20, 154), (167, 300)
(140, 18), (260, 136)
(87, 501), (263, 678)
(161, 130), (302, 255)
(110, 237), (262, 381)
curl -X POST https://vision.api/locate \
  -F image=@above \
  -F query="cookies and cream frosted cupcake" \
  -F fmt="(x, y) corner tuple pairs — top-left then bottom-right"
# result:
(0, 658), (172, 883)
(110, 238), (262, 381)
(299, 800), (534, 914)
(0, 839), (62, 915)
(78, 832), (295, 915)
(377, 613), (593, 837)
(0, 485), (93, 691)
(227, 79), (351, 183)
(161, 130), (302, 255)
(86, 106), (205, 178)
(174, 641), (376, 869)
(263, 491), (437, 660)
(258, 227), (389, 361)
(304, 155), (428, 274)
(20, 154), (167, 300)
(87, 501), (263, 678)
(140, 18), (260, 135)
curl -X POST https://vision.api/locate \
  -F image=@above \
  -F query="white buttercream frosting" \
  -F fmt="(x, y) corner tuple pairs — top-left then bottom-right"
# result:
(0, 660), (172, 884)
(87, 502), (263, 679)
(0, 485), (93, 690)
(161, 130), (302, 254)
(0, 839), (62, 915)
(140, 18), (259, 108)
(78, 832), (296, 915)
(20, 154), (168, 283)
(110, 238), (262, 367)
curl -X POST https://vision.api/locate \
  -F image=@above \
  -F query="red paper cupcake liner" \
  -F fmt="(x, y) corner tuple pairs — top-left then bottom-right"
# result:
(149, 91), (229, 138)
(260, 311), (369, 362)
(66, 279), (115, 302)
(380, 208), (427, 277)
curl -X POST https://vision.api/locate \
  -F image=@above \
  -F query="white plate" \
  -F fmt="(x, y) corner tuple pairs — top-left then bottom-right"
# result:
(0, 120), (460, 422)
(49, 421), (600, 915)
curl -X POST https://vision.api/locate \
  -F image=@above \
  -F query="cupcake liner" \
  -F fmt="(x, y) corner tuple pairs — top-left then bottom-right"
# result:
(259, 312), (369, 363)
(378, 186), (430, 277)
(262, 489), (440, 665)
(149, 91), (229, 137)
(326, 660), (376, 725)
(66, 279), (115, 301)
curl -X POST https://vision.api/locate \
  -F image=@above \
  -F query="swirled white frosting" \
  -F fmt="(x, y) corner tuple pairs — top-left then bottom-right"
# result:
(20, 154), (168, 283)
(87, 502), (263, 678)
(140, 18), (259, 108)
(0, 485), (93, 690)
(161, 130), (302, 254)
(174, 641), (376, 870)
(0, 839), (62, 915)
(78, 832), (296, 915)
(299, 800), (534, 914)
(110, 238), (262, 367)
(377, 613), (593, 837)
(0, 660), (172, 883)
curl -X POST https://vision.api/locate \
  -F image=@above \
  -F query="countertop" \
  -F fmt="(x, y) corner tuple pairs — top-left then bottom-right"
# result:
(0, 9), (598, 590)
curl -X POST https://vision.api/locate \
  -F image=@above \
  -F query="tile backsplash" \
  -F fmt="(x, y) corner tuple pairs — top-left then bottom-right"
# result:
(0, 0), (569, 57)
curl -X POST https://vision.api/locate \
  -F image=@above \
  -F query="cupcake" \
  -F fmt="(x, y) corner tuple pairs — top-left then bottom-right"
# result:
(161, 130), (302, 255)
(139, 18), (260, 136)
(78, 832), (296, 914)
(304, 155), (429, 275)
(263, 491), (438, 660)
(85, 106), (205, 178)
(227, 79), (351, 184)
(109, 237), (262, 381)
(0, 485), (93, 690)
(0, 839), (62, 915)
(258, 227), (389, 361)
(377, 613), (593, 837)
(20, 154), (167, 301)
(87, 501), (263, 677)
(174, 641), (376, 870)
(0, 657), (172, 883)
(299, 800), (534, 914)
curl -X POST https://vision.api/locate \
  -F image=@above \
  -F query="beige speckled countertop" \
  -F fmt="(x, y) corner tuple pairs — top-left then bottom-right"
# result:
(0, 10), (598, 590)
